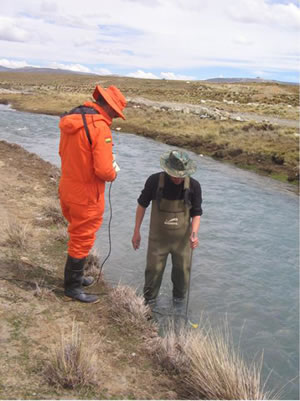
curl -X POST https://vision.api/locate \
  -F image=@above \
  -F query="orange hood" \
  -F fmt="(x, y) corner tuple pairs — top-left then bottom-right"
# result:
(60, 114), (85, 135)
(59, 102), (112, 135)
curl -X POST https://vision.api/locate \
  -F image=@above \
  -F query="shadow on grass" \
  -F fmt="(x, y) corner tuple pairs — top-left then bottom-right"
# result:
(0, 257), (64, 296)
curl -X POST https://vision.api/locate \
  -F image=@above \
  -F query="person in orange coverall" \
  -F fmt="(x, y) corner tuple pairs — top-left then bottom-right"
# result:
(59, 85), (126, 303)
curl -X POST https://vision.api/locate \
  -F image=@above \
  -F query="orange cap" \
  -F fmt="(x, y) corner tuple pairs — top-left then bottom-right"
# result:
(93, 85), (126, 120)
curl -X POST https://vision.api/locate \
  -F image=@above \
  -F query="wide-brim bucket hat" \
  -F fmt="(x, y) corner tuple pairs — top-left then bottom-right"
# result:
(160, 150), (197, 177)
(93, 85), (126, 120)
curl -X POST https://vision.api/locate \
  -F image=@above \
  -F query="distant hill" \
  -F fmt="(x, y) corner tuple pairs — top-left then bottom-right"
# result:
(0, 66), (297, 85)
(203, 77), (297, 85)
(0, 66), (98, 76)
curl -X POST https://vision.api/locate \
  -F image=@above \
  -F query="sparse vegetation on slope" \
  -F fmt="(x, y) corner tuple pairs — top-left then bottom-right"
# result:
(44, 320), (98, 390)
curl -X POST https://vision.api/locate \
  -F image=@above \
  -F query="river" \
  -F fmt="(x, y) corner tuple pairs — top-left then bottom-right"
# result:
(0, 104), (298, 399)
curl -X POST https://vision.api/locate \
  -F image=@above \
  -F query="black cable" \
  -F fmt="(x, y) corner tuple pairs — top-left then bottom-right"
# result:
(96, 181), (113, 282)
(185, 238), (195, 325)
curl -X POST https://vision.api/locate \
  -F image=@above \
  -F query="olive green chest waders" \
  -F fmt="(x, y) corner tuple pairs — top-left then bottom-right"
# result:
(144, 173), (192, 302)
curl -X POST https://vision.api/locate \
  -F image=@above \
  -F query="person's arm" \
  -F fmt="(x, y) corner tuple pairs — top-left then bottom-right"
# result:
(132, 204), (146, 250)
(189, 179), (202, 249)
(132, 174), (157, 250)
(190, 215), (200, 249)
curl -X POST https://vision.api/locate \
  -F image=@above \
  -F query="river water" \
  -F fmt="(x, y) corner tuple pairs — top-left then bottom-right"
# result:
(0, 105), (298, 399)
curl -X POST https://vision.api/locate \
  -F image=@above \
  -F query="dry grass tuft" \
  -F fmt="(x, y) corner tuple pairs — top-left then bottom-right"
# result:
(181, 326), (271, 400)
(84, 248), (104, 281)
(147, 322), (274, 400)
(109, 284), (154, 330)
(42, 199), (67, 226)
(146, 325), (187, 372)
(85, 248), (101, 269)
(33, 279), (56, 299)
(54, 226), (68, 242)
(44, 321), (98, 389)
(3, 219), (33, 250)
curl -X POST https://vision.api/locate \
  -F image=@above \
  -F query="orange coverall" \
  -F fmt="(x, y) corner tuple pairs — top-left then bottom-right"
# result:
(59, 101), (116, 258)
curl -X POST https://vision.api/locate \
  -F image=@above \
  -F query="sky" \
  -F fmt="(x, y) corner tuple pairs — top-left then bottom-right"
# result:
(0, 0), (299, 83)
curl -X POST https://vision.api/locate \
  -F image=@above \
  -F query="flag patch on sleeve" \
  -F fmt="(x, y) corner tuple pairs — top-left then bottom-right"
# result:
(105, 138), (112, 143)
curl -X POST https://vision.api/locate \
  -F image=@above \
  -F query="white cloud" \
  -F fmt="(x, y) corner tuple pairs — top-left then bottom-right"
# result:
(0, 58), (32, 68)
(126, 70), (196, 80)
(73, 37), (95, 47)
(49, 62), (91, 73)
(273, 3), (300, 29)
(233, 35), (253, 45)
(227, 0), (300, 29)
(160, 72), (195, 80)
(94, 67), (112, 75)
(253, 70), (271, 78)
(127, 70), (159, 79)
(125, 0), (161, 5)
(169, 0), (211, 11)
(0, 0), (298, 81)
(40, 1), (59, 13)
(0, 17), (30, 42)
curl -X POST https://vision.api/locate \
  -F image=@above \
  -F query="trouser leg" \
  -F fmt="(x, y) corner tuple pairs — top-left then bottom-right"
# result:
(171, 245), (192, 299)
(60, 199), (104, 303)
(144, 241), (168, 302)
(60, 198), (104, 259)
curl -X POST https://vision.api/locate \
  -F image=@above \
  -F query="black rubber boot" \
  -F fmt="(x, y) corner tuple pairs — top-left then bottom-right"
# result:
(82, 276), (95, 287)
(64, 255), (99, 303)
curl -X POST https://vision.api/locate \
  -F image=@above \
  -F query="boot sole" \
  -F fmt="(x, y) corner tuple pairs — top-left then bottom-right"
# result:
(82, 281), (96, 288)
(63, 295), (100, 304)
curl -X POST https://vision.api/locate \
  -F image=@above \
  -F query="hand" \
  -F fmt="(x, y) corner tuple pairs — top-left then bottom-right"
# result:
(112, 153), (120, 173)
(113, 160), (120, 173)
(190, 232), (199, 249)
(132, 232), (141, 250)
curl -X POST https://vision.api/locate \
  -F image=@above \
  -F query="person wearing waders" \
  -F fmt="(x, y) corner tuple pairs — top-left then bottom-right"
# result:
(132, 150), (202, 304)
(59, 85), (126, 303)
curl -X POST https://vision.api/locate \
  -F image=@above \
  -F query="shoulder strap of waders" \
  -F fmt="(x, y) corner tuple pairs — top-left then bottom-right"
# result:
(61, 105), (100, 146)
(156, 172), (165, 210)
(183, 176), (192, 208)
(80, 109), (92, 145)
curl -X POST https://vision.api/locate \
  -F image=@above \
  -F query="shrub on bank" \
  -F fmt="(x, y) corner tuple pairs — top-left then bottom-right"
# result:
(109, 285), (274, 400)
(44, 321), (98, 390)
(147, 322), (275, 400)
(4, 219), (34, 250)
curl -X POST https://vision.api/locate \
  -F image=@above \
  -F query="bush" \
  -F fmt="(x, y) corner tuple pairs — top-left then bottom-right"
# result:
(44, 321), (98, 389)
(4, 219), (33, 250)
(146, 322), (276, 400)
